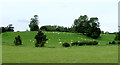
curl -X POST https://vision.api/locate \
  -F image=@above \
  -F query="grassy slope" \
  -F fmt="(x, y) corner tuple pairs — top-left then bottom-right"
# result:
(2, 31), (118, 63)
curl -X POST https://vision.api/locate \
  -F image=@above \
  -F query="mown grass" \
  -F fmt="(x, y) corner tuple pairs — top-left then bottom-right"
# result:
(1, 31), (118, 63)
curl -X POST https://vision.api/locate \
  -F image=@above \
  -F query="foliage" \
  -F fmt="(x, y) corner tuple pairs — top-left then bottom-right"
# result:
(35, 31), (48, 47)
(29, 15), (39, 31)
(114, 32), (120, 40)
(105, 31), (109, 34)
(14, 35), (22, 45)
(40, 25), (56, 31)
(0, 24), (14, 33)
(71, 41), (98, 46)
(40, 25), (70, 32)
(118, 42), (120, 44)
(71, 42), (79, 46)
(109, 41), (116, 44)
(62, 43), (70, 47)
(73, 15), (101, 39)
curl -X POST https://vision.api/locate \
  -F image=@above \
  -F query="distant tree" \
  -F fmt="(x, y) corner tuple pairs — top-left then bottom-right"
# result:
(29, 15), (39, 31)
(35, 31), (48, 47)
(40, 25), (70, 32)
(40, 25), (56, 31)
(0, 24), (14, 33)
(0, 27), (6, 33)
(40, 26), (47, 31)
(105, 31), (109, 34)
(74, 15), (88, 34)
(6, 24), (14, 32)
(73, 15), (101, 39)
(56, 26), (64, 32)
(114, 32), (120, 40)
(68, 25), (76, 33)
(101, 31), (104, 34)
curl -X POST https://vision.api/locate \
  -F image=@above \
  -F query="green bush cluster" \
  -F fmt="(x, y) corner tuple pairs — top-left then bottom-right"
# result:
(73, 15), (101, 39)
(62, 43), (70, 47)
(62, 41), (98, 47)
(14, 35), (22, 45)
(40, 25), (70, 32)
(114, 32), (120, 40)
(109, 41), (120, 44)
(0, 24), (14, 33)
(35, 31), (48, 47)
(71, 41), (98, 46)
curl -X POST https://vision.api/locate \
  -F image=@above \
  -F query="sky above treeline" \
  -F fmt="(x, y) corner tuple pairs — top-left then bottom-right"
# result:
(0, 0), (119, 32)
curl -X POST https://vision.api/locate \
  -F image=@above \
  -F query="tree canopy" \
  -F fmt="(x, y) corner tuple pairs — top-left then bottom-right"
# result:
(73, 15), (101, 39)
(29, 15), (39, 31)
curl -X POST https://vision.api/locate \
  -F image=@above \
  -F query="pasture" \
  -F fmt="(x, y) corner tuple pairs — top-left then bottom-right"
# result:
(1, 31), (118, 63)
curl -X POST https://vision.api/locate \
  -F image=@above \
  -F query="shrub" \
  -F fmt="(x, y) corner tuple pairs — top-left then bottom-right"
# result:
(91, 28), (101, 39)
(71, 41), (98, 46)
(109, 41), (116, 44)
(78, 42), (84, 46)
(109, 42), (112, 44)
(85, 41), (93, 45)
(62, 43), (70, 47)
(114, 32), (120, 40)
(92, 41), (98, 45)
(35, 31), (48, 47)
(118, 42), (120, 44)
(112, 41), (116, 44)
(82, 41), (98, 45)
(71, 42), (79, 46)
(14, 35), (22, 45)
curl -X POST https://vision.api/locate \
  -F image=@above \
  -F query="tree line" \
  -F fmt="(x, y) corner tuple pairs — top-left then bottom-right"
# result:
(29, 15), (101, 39)
(1, 15), (120, 40)
(0, 24), (14, 33)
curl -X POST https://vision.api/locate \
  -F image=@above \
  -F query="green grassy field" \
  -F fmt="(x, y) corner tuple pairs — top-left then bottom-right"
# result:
(1, 31), (118, 63)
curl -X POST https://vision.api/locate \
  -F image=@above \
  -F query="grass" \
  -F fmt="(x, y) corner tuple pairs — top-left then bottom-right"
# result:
(1, 31), (118, 63)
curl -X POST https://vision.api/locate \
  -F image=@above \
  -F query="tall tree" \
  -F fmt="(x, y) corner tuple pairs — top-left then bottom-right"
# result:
(29, 15), (39, 31)
(74, 15), (88, 34)
(73, 15), (101, 39)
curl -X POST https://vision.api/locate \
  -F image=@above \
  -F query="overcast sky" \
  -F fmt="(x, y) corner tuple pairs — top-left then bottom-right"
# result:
(0, 0), (119, 32)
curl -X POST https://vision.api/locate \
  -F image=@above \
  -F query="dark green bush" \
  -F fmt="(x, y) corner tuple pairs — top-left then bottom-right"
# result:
(118, 42), (120, 44)
(92, 41), (98, 45)
(62, 43), (70, 47)
(71, 41), (98, 46)
(109, 42), (112, 44)
(112, 41), (116, 44)
(35, 31), (48, 47)
(14, 35), (22, 45)
(71, 42), (79, 46)
(114, 32), (120, 40)
(78, 42), (84, 46)
(85, 41), (92, 45)
(109, 41), (116, 44)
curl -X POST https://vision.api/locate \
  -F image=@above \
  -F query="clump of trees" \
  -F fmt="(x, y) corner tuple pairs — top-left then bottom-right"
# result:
(114, 32), (120, 40)
(73, 15), (101, 39)
(29, 15), (39, 31)
(35, 31), (48, 47)
(40, 25), (70, 32)
(0, 24), (14, 33)
(14, 35), (22, 45)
